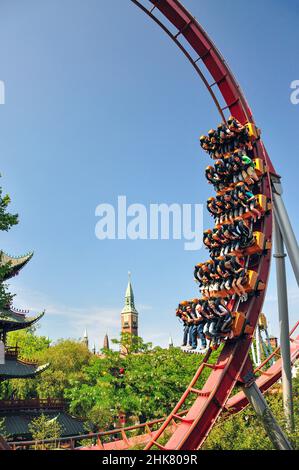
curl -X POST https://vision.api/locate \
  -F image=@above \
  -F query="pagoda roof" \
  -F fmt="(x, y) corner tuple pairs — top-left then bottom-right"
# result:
(0, 307), (44, 332)
(0, 358), (49, 380)
(0, 410), (86, 441)
(0, 251), (33, 281)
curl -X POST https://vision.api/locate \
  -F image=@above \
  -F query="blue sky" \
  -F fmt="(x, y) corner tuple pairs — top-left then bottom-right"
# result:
(0, 0), (298, 349)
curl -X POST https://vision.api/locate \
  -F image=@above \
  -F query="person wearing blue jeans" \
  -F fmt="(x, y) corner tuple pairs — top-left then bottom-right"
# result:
(194, 303), (207, 349)
(197, 321), (207, 349)
(185, 305), (196, 349)
(176, 307), (193, 347)
(183, 323), (190, 347)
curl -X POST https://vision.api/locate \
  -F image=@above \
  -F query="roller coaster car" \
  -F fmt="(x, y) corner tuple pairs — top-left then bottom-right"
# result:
(211, 269), (265, 298)
(246, 232), (265, 255)
(242, 194), (268, 220)
(245, 123), (260, 141)
(229, 231), (265, 257)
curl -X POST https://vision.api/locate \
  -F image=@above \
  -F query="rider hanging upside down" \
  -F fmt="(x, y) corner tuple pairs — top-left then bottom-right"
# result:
(205, 166), (225, 191)
(224, 254), (248, 302)
(233, 150), (259, 185)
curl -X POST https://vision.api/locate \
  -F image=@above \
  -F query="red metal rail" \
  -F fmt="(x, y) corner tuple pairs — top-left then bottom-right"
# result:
(130, 0), (275, 450)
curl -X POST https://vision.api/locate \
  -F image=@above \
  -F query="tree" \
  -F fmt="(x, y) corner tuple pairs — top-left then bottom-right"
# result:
(0, 336), (92, 401)
(0, 418), (9, 440)
(66, 339), (220, 430)
(28, 414), (62, 450)
(0, 174), (19, 309)
(35, 339), (92, 399)
(7, 326), (50, 360)
(111, 332), (152, 355)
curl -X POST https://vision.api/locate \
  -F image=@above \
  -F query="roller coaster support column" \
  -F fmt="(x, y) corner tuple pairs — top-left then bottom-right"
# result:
(255, 326), (261, 366)
(242, 382), (292, 450)
(272, 176), (299, 285)
(274, 216), (295, 431)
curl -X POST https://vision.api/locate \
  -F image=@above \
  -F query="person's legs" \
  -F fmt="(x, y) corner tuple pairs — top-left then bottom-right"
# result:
(182, 324), (189, 346)
(188, 324), (194, 347)
(209, 319), (218, 337)
(247, 166), (259, 182)
(232, 277), (244, 297)
(190, 324), (197, 349)
(197, 322), (207, 348)
(221, 313), (233, 332)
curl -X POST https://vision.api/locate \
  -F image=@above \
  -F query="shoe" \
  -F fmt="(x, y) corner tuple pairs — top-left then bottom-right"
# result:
(185, 345), (193, 350)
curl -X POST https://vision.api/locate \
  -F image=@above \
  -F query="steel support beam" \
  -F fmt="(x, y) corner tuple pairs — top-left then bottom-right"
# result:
(274, 217), (295, 431)
(242, 382), (292, 450)
(272, 177), (299, 285)
(255, 326), (261, 366)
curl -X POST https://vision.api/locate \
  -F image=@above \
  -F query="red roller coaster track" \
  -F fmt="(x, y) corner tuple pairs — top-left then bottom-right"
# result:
(5, 0), (294, 452)
(124, 0), (275, 451)
(80, 0), (294, 452)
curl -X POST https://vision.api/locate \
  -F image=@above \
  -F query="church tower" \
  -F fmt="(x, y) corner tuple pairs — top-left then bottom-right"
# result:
(121, 272), (138, 337)
(103, 333), (110, 350)
(83, 328), (89, 349)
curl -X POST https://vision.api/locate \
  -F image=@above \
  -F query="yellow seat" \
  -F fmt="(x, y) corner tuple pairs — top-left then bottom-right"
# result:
(256, 194), (267, 212)
(245, 122), (260, 141)
(253, 158), (265, 177)
(242, 194), (267, 220)
(245, 231), (265, 255)
(231, 311), (246, 337)
(243, 270), (258, 293)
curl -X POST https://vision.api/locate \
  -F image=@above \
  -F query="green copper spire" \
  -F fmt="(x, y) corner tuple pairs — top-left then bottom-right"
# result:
(121, 272), (138, 314)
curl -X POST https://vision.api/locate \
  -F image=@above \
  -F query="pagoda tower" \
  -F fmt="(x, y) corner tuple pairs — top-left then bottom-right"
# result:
(121, 272), (138, 337)
(0, 252), (48, 381)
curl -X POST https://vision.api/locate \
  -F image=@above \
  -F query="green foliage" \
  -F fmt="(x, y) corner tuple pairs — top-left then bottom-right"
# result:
(0, 174), (19, 309)
(0, 178), (18, 232)
(0, 418), (10, 439)
(203, 376), (299, 450)
(111, 332), (152, 355)
(3, 323), (297, 451)
(35, 339), (92, 399)
(0, 336), (92, 401)
(28, 414), (62, 449)
(7, 326), (50, 359)
(66, 341), (219, 430)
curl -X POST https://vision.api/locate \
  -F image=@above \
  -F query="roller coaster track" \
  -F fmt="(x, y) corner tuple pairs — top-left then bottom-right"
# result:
(8, 323), (298, 450)
(124, 0), (275, 451)
(5, 0), (294, 452)
(78, 0), (292, 451)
